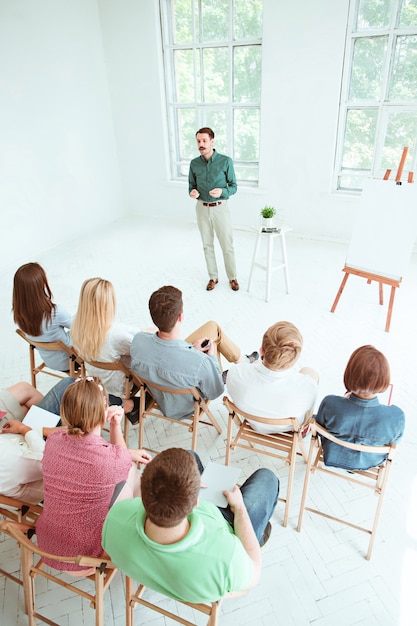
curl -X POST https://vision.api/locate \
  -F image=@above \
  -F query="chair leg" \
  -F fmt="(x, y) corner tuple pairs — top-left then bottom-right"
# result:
(21, 546), (36, 625)
(126, 576), (134, 626)
(365, 460), (393, 560)
(225, 414), (234, 466)
(94, 568), (105, 626)
(283, 443), (297, 527)
(29, 346), (37, 388)
(296, 434), (317, 532)
(208, 601), (220, 626)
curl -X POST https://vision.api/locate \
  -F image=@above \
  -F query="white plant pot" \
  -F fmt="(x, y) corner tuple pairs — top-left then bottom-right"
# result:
(262, 217), (274, 228)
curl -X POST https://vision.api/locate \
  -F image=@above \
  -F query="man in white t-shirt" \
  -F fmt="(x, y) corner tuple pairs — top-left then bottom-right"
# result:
(226, 321), (318, 434)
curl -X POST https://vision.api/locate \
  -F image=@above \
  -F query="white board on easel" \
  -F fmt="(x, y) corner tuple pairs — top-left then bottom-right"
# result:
(346, 178), (417, 281)
(331, 177), (417, 331)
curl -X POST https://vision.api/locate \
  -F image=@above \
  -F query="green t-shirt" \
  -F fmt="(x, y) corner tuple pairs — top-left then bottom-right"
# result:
(102, 498), (253, 603)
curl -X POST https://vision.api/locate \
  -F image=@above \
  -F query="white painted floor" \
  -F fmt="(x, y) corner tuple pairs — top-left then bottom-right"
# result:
(0, 215), (416, 625)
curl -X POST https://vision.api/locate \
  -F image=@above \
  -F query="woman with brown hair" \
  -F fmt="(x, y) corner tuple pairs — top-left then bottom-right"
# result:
(315, 345), (405, 470)
(12, 262), (73, 371)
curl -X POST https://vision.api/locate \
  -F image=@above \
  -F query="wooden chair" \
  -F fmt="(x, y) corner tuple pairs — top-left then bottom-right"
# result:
(82, 358), (138, 442)
(0, 520), (118, 626)
(0, 496), (43, 586)
(126, 578), (223, 626)
(223, 396), (308, 527)
(296, 420), (396, 560)
(16, 329), (85, 388)
(131, 373), (222, 452)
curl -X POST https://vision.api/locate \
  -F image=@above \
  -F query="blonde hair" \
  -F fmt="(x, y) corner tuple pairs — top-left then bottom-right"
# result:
(60, 377), (108, 437)
(71, 278), (116, 360)
(262, 321), (303, 370)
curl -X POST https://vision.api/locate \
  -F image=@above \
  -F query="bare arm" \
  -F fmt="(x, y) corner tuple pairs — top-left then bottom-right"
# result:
(0, 420), (64, 439)
(224, 485), (262, 591)
(107, 406), (126, 448)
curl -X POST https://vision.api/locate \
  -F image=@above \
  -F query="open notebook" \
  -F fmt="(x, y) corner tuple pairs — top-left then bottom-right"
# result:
(23, 405), (61, 428)
(199, 462), (241, 508)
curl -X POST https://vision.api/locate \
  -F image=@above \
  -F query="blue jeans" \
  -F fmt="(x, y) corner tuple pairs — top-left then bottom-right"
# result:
(37, 377), (75, 415)
(191, 452), (279, 544)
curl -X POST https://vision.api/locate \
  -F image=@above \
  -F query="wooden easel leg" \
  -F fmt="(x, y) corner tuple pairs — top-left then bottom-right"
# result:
(330, 271), (350, 313)
(385, 286), (397, 332)
(378, 282), (383, 305)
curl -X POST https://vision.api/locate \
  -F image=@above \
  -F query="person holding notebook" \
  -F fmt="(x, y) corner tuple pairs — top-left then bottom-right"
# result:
(0, 378), (74, 503)
(103, 448), (279, 603)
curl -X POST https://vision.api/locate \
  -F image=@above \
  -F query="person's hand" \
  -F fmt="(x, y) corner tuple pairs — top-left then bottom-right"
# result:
(0, 420), (31, 436)
(130, 449), (152, 464)
(223, 484), (244, 513)
(106, 405), (124, 427)
(193, 338), (214, 356)
(209, 188), (222, 198)
(190, 189), (200, 199)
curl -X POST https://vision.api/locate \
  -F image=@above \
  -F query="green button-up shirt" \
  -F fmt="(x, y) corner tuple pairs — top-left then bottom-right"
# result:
(188, 150), (237, 202)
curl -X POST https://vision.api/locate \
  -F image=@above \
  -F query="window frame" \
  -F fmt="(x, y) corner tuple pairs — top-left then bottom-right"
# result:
(159, 0), (262, 185)
(334, 0), (417, 192)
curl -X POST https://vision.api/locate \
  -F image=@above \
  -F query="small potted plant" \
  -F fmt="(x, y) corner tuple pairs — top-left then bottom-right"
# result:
(260, 205), (276, 228)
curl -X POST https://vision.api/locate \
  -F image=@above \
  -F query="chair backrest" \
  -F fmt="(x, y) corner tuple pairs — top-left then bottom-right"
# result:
(223, 396), (306, 527)
(82, 358), (136, 442)
(16, 328), (85, 386)
(297, 419), (396, 560)
(126, 578), (223, 626)
(0, 496), (43, 586)
(130, 372), (222, 451)
(0, 520), (117, 626)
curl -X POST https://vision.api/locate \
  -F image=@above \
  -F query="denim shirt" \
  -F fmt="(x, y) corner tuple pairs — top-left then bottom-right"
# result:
(315, 393), (405, 470)
(25, 305), (72, 371)
(188, 150), (237, 202)
(130, 332), (224, 421)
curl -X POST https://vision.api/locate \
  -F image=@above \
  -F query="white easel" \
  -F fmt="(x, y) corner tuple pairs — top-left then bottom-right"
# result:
(330, 148), (416, 332)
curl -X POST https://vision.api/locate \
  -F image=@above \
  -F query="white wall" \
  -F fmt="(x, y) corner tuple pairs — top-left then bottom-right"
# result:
(99, 0), (358, 242)
(0, 0), (122, 272)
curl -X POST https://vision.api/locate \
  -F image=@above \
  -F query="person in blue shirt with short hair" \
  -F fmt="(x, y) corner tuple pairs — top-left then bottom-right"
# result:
(315, 345), (405, 470)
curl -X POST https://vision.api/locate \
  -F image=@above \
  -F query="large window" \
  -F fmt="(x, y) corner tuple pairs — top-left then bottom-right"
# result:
(335, 0), (417, 191)
(160, 0), (263, 183)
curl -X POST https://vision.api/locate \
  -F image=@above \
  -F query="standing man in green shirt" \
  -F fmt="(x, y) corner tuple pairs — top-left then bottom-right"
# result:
(189, 127), (239, 292)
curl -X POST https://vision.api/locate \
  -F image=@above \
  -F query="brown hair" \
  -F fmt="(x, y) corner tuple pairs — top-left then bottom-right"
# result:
(60, 377), (108, 437)
(141, 448), (201, 528)
(196, 127), (214, 139)
(12, 263), (56, 336)
(344, 345), (391, 395)
(148, 286), (183, 333)
(261, 321), (303, 370)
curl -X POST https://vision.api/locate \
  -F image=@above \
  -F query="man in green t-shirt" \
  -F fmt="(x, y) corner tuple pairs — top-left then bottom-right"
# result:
(102, 448), (279, 603)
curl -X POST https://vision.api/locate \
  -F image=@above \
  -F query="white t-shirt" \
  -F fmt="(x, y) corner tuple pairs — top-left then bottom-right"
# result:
(0, 430), (44, 497)
(226, 360), (318, 434)
(85, 322), (139, 396)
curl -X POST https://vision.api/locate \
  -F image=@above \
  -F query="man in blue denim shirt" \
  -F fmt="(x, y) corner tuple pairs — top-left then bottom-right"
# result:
(189, 127), (239, 292)
(130, 286), (254, 421)
(315, 345), (405, 470)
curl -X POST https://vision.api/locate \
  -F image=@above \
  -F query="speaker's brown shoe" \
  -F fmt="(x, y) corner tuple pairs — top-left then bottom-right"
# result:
(206, 279), (218, 291)
(229, 279), (240, 291)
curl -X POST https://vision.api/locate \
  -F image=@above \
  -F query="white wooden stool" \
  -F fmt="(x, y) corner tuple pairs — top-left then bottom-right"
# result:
(247, 226), (291, 302)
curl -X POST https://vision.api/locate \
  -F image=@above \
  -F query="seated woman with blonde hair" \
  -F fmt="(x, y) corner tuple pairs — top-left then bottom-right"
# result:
(71, 277), (154, 424)
(36, 377), (151, 574)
